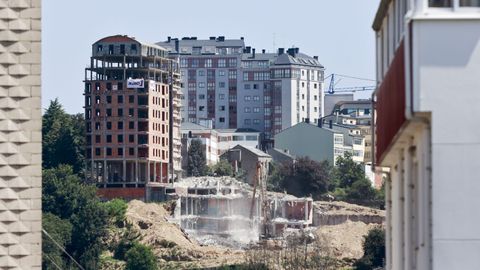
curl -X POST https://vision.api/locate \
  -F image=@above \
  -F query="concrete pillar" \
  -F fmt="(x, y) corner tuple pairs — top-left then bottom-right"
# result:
(135, 160), (139, 183)
(147, 161), (151, 183)
(160, 162), (163, 183)
(153, 161), (156, 182)
(304, 199), (308, 221)
(103, 160), (107, 183)
(123, 159), (127, 184)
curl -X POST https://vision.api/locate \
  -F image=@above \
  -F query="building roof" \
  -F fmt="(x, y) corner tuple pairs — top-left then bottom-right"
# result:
(95, 35), (167, 51)
(372, 0), (392, 31)
(274, 52), (324, 68)
(233, 145), (271, 158)
(156, 37), (245, 54)
(180, 122), (211, 131)
(216, 128), (260, 134)
(241, 53), (277, 61)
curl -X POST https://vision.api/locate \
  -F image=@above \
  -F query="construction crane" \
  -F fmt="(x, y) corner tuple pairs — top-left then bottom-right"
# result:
(325, 73), (376, 94)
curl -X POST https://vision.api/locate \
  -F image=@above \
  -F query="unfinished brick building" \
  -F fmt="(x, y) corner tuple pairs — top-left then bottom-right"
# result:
(84, 35), (181, 200)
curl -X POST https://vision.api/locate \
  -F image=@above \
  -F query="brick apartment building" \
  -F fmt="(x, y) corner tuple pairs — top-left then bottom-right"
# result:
(84, 35), (181, 200)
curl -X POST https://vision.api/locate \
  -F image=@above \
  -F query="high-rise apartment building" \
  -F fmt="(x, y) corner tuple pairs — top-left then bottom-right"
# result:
(157, 36), (324, 144)
(84, 35), (181, 200)
(373, 0), (480, 269)
(0, 0), (42, 269)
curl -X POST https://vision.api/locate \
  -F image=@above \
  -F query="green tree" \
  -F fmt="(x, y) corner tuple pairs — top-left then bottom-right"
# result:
(333, 152), (366, 188)
(187, 139), (208, 176)
(42, 165), (108, 268)
(211, 159), (233, 176)
(42, 213), (72, 269)
(272, 157), (332, 199)
(354, 227), (385, 269)
(346, 178), (377, 201)
(125, 242), (158, 270)
(105, 198), (128, 226)
(43, 99), (85, 174)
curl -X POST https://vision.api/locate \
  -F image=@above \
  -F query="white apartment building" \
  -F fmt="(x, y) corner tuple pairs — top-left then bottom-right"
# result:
(373, 0), (480, 269)
(157, 37), (324, 146)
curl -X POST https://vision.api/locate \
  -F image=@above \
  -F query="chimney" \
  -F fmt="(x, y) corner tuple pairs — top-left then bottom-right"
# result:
(175, 40), (179, 53)
(278, 48), (285, 55)
(191, 37), (197, 40)
(313, 56), (318, 60)
(252, 48), (256, 58)
(241, 37), (244, 40)
(262, 49), (266, 54)
(209, 36), (216, 40)
(217, 36), (225, 42)
(167, 36), (171, 42)
(329, 120), (333, 129)
(246, 46), (251, 54)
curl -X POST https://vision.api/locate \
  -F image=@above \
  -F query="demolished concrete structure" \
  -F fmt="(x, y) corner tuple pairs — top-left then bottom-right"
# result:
(148, 176), (314, 247)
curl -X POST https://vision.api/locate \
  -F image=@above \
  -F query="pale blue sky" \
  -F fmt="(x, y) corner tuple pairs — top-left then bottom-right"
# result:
(43, 0), (380, 113)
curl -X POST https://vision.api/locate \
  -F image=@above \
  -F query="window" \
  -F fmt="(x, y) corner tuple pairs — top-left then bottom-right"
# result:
(198, 82), (205, 88)
(314, 95), (318, 101)
(95, 148), (101, 156)
(219, 94), (225, 100)
(219, 117), (225, 123)
(118, 135), (124, 143)
(218, 59), (226, 67)
(106, 135), (112, 143)
(219, 105), (225, 111)
(244, 84), (250, 90)
(219, 70), (226, 76)
(118, 121), (123, 130)
(199, 106), (205, 111)
(253, 107), (260, 113)
(244, 107), (251, 113)
(117, 108), (123, 117)
(129, 134), (134, 142)
(253, 84), (258, 89)
(129, 148), (134, 155)
(244, 96), (251, 101)
(95, 135), (100, 143)
(460, 0), (480, 6)
(228, 58), (237, 67)
(106, 108), (112, 117)
(228, 70), (237, 79)
(219, 82), (226, 88)
(429, 0), (452, 6)
(244, 119), (251, 125)
(314, 107), (318, 112)
(199, 94), (205, 100)
(205, 59), (212, 67)
(253, 96), (260, 101)
(107, 122), (112, 130)
(97, 45), (103, 52)
(302, 94), (305, 100)
(129, 121), (134, 129)
(106, 148), (112, 156)
(118, 148), (123, 156)
(129, 95), (134, 103)
(106, 82), (112, 90)
(253, 119), (260, 125)
(198, 70), (205, 76)
(128, 108), (134, 117)
(107, 96), (112, 103)
(117, 95), (123, 103)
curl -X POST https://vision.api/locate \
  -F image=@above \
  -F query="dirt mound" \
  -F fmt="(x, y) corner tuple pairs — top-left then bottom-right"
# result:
(126, 200), (245, 268)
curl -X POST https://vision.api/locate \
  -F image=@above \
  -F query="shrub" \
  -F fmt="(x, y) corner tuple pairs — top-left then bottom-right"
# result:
(105, 198), (128, 226)
(125, 242), (158, 270)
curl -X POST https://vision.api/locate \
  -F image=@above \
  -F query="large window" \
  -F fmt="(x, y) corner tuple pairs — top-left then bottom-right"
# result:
(460, 0), (480, 5)
(429, 0), (452, 6)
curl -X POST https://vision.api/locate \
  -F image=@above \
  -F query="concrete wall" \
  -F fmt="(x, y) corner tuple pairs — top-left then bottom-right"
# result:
(412, 19), (480, 270)
(0, 1), (42, 268)
(275, 123), (334, 164)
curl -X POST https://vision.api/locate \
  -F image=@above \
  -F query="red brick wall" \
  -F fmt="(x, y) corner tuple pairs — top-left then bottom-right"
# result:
(97, 187), (145, 200)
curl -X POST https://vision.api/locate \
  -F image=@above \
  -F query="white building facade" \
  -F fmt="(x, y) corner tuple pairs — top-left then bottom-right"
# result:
(373, 0), (480, 269)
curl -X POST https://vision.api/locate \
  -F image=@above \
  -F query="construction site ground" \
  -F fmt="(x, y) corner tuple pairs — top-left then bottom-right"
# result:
(99, 199), (385, 269)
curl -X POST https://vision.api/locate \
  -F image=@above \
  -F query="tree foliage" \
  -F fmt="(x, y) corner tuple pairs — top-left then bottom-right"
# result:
(42, 165), (108, 268)
(187, 139), (208, 177)
(268, 157), (332, 199)
(125, 242), (158, 270)
(42, 213), (72, 269)
(333, 152), (366, 188)
(210, 159), (234, 176)
(43, 99), (85, 174)
(105, 198), (128, 226)
(354, 227), (386, 269)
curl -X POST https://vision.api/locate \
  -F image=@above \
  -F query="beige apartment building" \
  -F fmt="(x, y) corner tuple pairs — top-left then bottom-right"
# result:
(0, 0), (42, 269)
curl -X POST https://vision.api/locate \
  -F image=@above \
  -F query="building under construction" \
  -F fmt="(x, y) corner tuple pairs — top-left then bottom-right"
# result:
(84, 35), (182, 200)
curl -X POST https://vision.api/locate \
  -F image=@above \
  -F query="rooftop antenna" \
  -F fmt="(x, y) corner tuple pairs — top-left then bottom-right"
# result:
(273, 33), (276, 53)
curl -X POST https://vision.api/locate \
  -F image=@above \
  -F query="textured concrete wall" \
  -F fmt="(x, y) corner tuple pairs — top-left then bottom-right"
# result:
(0, 0), (42, 269)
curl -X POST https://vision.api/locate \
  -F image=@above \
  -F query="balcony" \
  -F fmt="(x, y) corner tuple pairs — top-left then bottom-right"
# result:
(374, 41), (407, 164)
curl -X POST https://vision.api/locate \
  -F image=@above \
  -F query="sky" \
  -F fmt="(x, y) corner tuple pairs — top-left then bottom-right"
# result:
(43, 0), (381, 114)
